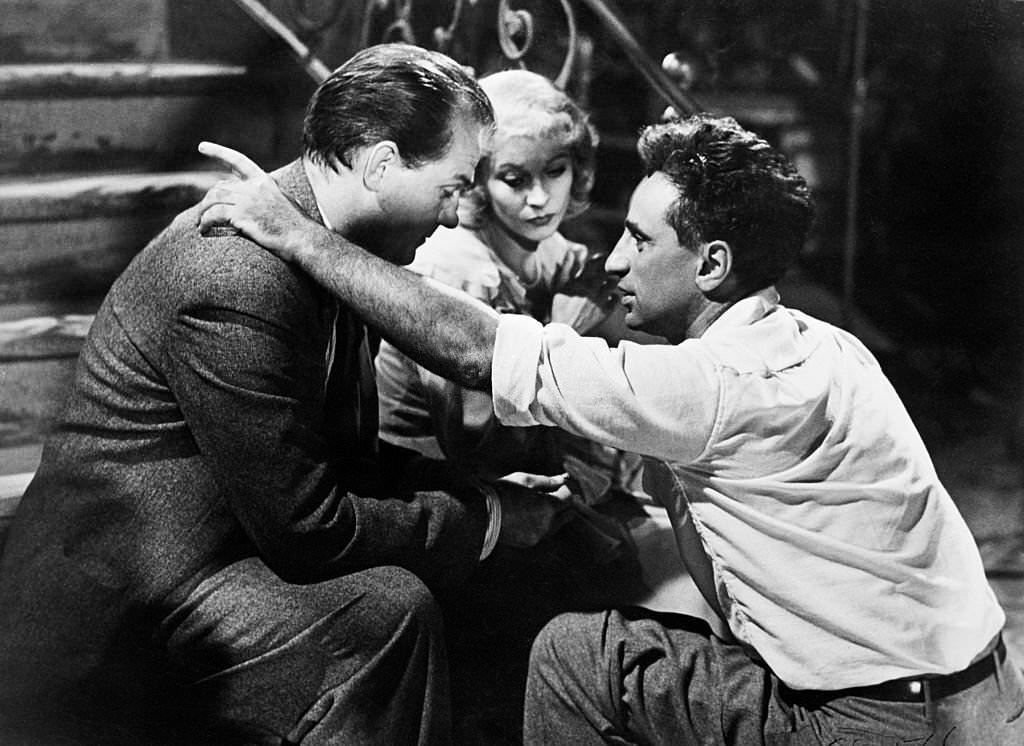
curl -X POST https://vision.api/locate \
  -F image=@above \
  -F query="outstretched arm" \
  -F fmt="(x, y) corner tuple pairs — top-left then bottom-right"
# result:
(196, 141), (499, 390)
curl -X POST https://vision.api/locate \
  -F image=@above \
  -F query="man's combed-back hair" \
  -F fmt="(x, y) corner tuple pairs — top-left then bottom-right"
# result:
(637, 114), (814, 293)
(303, 43), (494, 170)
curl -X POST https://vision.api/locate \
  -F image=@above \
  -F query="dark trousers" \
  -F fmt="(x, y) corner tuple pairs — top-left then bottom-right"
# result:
(1, 560), (450, 745)
(159, 558), (451, 745)
(524, 607), (1024, 745)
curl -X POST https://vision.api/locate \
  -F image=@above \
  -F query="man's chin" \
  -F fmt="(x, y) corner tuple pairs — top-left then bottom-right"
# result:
(371, 242), (419, 266)
(397, 244), (421, 266)
(399, 236), (429, 265)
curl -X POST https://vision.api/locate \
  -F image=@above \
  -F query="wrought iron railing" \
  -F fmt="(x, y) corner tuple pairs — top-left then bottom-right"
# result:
(224, 0), (883, 323)
(227, 0), (699, 117)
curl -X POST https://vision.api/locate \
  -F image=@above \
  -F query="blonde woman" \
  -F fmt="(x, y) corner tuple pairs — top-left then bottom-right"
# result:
(376, 69), (639, 499)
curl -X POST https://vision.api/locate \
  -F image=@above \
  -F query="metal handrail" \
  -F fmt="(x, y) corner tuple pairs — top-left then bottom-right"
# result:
(577, 0), (699, 116)
(230, 0), (332, 83)
(229, 0), (700, 116)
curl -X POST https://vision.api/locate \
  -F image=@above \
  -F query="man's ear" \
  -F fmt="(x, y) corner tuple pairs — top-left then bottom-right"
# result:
(695, 240), (735, 297)
(362, 141), (399, 191)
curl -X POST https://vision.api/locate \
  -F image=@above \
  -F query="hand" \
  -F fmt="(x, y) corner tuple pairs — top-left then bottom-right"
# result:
(498, 470), (572, 500)
(551, 294), (618, 335)
(195, 141), (320, 263)
(553, 248), (621, 333)
(490, 479), (573, 549)
(559, 248), (619, 301)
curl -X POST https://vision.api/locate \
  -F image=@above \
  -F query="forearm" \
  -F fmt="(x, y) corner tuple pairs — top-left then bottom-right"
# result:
(195, 142), (500, 387)
(295, 226), (499, 389)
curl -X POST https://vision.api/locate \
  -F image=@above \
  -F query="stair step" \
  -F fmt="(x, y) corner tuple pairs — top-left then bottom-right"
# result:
(0, 170), (226, 452)
(0, 314), (96, 462)
(0, 170), (222, 221)
(0, 443), (41, 555)
(0, 63), (278, 175)
(0, 170), (223, 457)
(0, 170), (220, 305)
(0, 62), (247, 98)
(0, 354), (77, 445)
(0, 313), (93, 361)
(2, 0), (169, 64)
(0, 443), (42, 483)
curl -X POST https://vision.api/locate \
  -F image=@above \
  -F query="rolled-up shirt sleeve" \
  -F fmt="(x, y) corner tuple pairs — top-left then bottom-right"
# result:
(491, 314), (720, 464)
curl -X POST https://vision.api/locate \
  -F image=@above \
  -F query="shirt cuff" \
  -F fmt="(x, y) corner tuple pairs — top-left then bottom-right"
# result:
(492, 313), (546, 427)
(477, 483), (502, 560)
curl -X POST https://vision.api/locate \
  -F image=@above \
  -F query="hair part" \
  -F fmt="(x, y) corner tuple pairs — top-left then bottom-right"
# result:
(303, 43), (493, 171)
(458, 69), (598, 227)
(637, 114), (814, 294)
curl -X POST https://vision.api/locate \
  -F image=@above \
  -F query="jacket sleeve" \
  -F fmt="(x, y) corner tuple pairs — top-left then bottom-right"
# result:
(162, 258), (488, 588)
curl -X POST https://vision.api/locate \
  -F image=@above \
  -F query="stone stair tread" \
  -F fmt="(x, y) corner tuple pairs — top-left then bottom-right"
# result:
(0, 443), (43, 478)
(0, 170), (222, 358)
(0, 444), (40, 550)
(0, 313), (93, 362)
(0, 62), (248, 98)
(0, 64), (278, 176)
(0, 170), (223, 221)
(0, 298), (106, 324)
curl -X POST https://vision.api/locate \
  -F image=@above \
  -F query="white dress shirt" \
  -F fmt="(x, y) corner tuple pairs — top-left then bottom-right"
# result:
(492, 287), (1004, 690)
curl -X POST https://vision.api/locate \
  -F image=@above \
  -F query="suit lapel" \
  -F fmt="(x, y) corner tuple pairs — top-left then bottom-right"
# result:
(273, 161), (381, 483)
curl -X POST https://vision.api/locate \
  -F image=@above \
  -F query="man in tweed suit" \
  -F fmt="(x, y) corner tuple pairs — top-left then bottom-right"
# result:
(0, 43), (564, 745)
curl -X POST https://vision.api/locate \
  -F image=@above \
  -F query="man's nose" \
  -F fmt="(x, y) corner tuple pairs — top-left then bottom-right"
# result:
(605, 238), (628, 275)
(438, 202), (459, 229)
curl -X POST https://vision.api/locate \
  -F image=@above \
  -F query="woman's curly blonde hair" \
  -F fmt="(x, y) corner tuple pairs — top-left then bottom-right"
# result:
(457, 69), (599, 229)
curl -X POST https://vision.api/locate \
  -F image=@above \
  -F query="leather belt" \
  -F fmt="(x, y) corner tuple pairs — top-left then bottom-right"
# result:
(781, 637), (1005, 706)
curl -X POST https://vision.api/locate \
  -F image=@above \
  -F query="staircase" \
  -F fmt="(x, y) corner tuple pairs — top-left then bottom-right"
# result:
(0, 0), (310, 545)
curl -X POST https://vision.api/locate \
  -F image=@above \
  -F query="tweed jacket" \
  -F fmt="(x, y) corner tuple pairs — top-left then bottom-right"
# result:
(0, 160), (488, 701)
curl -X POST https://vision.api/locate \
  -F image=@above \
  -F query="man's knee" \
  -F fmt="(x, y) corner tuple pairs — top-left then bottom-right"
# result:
(175, 566), (448, 742)
(337, 565), (444, 648)
(529, 611), (604, 678)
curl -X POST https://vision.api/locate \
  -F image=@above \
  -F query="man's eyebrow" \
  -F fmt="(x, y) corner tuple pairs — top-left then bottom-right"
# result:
(440, 176), (472, 193)
(624, 219), (648, 239)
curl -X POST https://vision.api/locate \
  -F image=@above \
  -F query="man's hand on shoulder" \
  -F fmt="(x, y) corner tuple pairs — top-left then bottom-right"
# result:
(196, 141), (322, 264)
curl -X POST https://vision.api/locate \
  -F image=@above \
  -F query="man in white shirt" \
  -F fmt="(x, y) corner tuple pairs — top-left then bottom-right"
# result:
(197, 113), (1023, 744)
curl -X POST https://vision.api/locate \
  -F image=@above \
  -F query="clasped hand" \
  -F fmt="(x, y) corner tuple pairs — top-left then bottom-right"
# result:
(491, 472), (574, 549)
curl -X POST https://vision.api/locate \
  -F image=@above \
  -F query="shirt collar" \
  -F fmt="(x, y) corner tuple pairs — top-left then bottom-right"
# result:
(299, 159), (334, 231)
(317, 205), (334, 232)
(701, 286), (781, 340)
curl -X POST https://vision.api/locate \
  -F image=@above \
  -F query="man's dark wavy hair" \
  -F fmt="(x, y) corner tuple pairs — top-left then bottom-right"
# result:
(637, 114), (814, 294)
(303, 43), (494, 170)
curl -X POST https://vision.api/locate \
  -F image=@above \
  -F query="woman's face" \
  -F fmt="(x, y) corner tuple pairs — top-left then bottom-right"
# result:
(484, 132), (574, 246)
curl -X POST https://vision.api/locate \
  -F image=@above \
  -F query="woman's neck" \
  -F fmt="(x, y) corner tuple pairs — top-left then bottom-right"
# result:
(480, 219), (541, 283)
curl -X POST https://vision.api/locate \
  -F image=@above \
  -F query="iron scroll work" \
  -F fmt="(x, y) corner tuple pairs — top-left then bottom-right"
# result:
(229, 0), (698, 115)
(354, 0), (697, 114)
(358, 0), (578, 91)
